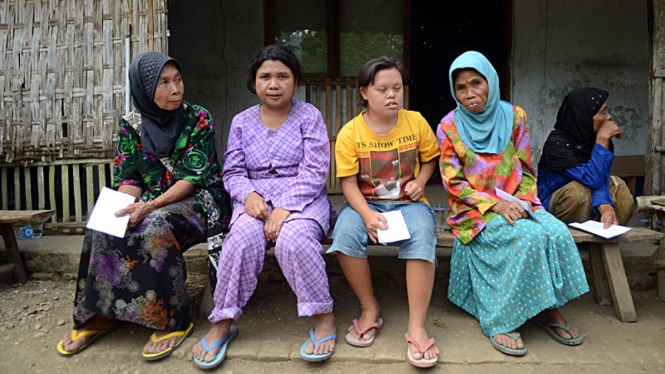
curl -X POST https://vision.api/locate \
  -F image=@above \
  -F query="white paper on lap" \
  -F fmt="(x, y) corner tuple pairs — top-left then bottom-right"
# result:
(377, 210), (411, 245)
(495, 187), (539, 223)
(86, 187), (135, 238)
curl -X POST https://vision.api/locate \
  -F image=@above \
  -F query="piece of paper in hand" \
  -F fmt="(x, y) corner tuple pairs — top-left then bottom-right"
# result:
(377, 210), (411, 244)
(86, 187), (136, 238)
(569, 220), (631, 239)
(494, 188), (539, 223)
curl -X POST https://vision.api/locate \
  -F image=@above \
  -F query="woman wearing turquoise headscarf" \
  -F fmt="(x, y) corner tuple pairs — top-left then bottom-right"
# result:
(436, 51), (589, 356)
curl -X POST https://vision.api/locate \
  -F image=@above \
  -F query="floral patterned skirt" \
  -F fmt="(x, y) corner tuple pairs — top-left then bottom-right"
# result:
(72, 197), (207, 331)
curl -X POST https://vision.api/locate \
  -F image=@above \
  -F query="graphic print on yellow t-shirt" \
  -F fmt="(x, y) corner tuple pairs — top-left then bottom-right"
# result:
(357, 137), (420, 200)
(335, 110), (439, 202)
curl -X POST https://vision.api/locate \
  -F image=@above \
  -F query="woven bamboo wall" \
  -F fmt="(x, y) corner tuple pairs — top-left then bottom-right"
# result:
(0, 0), (169, 163)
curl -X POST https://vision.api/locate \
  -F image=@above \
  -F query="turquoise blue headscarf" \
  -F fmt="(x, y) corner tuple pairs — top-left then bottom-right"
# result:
(449, 51), (514, 154)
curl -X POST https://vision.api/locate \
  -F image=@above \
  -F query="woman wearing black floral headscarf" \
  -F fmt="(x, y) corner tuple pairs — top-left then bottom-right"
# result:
(538, 87), (634, 229)
(56, 52), (231, 361)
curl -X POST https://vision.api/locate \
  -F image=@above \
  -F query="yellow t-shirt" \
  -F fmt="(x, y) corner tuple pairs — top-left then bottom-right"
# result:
(335, 109), (439, 203)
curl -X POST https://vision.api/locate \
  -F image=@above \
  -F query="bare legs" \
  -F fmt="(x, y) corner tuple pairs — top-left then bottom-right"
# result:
(338, 253), (438, 360)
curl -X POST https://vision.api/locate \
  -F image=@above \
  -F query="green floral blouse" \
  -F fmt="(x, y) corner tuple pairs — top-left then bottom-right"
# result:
(113, 102), (232, 231)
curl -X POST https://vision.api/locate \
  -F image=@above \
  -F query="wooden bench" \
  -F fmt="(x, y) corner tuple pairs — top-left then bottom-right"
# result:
(0, 210), (55, 283)
(320, 227), (661, 323)
(200, 225), (661, 323)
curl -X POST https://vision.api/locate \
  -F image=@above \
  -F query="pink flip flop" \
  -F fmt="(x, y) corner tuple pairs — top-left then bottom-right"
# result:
(405, 334), (438, 368)
(345, 317), (384, 347)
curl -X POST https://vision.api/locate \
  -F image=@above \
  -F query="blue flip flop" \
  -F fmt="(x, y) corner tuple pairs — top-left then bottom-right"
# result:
(300, 328), (337, 362)
(194, 325), (238, 370)
(533, 319), (584, 346)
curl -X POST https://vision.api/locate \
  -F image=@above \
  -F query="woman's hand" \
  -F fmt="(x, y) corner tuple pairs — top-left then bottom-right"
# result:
(490, 201), (528, 226)
(264, 207), (291, 241)
(598, 204), (619, 229)
(404, 179), (426, 202)
(520, 199), (533, 212)
(245, 192), (269, 219)
(598, 120), (623, 139)
(115, 202), (156, 228)
(361, 211), (389, 243)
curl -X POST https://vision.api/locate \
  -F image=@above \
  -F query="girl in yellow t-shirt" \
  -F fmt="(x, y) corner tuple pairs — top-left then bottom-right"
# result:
(327, 56), (440, 368)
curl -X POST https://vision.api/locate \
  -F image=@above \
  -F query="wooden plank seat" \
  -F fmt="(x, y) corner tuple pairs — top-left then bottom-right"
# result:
(0, 210), (55, 283)
(318, 227), (660, 323)
(199, 225), (662, 323)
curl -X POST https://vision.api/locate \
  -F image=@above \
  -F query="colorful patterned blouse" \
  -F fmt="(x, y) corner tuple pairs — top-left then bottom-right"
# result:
(437, 106), (542, 244)
(113, 102), (232, 230)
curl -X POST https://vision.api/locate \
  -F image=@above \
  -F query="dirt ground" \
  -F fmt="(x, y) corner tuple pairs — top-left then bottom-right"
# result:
(1, 269), (665, 374)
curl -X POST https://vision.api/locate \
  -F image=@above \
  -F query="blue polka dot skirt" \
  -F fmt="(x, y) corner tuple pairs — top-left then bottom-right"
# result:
(447, 209), (589, 337)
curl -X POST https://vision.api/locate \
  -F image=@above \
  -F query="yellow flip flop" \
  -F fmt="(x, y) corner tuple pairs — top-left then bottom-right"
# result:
(56, 324), (119, 357)
(142, 323), (194, 361)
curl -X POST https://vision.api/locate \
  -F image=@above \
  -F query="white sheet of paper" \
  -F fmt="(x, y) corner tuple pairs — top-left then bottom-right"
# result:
(377, 210), (411, 245)
(86, 187), (135, 238)
(569, 220), (631, 239)
(494, 188), (539, 223)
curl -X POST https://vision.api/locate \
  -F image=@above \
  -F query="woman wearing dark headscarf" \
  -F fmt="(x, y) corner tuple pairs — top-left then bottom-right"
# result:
(56, 52), (231, 361)
(438, 51), (589, 356)
(538, 88), (634, 228)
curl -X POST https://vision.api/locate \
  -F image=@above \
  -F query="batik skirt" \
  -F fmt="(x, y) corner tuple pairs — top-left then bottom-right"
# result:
(72, 196), (207, 331)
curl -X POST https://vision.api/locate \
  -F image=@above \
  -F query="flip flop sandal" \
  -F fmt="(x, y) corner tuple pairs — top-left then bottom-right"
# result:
(490, 331), (527, 356)
(300, 328), (337, 362)
(142, 323), (194, 361)
(194, 325), (238, 370)
(56, 324), (119, 357)
(405, 334), (438, 368)
(533, 319), (584, 346)
(345, 318), (384, 347)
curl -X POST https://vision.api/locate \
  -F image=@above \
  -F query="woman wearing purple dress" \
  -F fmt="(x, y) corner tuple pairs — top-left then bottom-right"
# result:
(192, 46), (337, 368)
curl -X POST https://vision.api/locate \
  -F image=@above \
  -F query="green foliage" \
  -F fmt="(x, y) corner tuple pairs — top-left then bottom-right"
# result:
(275, 30), (403, 76)
(340, 32), (403, 77)
(276, 30), (328, 74)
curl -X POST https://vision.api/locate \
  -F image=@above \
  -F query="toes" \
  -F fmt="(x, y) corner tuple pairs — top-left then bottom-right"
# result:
(306, 341), (314, 355)
(205, 349), (218, 362)
(557, 328), (572, 339)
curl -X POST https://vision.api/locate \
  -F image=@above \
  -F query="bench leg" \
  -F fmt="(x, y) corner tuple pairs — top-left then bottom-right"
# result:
(600, 243), (637, 322)
(0, 223), (28, 283)
(588, 243), (612, 306)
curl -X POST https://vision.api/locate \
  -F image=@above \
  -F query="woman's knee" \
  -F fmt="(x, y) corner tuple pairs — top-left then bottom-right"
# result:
(224, 216), (266, 252)
(274, 221), (322, 256)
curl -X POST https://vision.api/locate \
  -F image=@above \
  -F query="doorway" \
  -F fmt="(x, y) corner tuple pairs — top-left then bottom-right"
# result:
(409, 0), (511, 130)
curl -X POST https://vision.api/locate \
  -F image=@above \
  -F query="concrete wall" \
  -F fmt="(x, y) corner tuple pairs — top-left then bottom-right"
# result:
(511, 0), (650, 166)
(168, 0), (265, 156)
(167, 0), (650, 167)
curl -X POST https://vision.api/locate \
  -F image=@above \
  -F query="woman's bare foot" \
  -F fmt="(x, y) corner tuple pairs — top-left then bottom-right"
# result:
(492, 331), (525, 350)
(348, 301), (380, 342)
(60, 314), (116, 352)
(192, 319), (233, 362)
(305, 312), (336, 355)
(537, 308), (579, 339)
(407, 324), (439, 360)
(143, 327), (189, 355)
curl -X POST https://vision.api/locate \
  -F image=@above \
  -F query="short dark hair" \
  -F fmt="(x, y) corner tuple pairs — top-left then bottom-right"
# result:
(246, 45), (302, 94)
(356, 56), (405, 107)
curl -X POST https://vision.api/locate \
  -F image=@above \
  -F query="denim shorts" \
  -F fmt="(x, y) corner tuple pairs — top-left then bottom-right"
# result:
(327, 200), (437, 264)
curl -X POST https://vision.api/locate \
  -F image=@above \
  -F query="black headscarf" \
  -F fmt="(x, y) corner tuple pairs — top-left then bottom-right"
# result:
(538, 87), (611, 172)
(128, 52), (184, 157)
